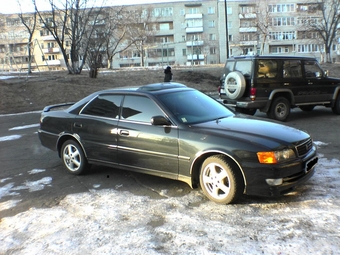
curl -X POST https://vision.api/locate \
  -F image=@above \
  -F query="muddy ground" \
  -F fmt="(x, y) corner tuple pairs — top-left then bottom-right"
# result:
(0, 63), (338, 114)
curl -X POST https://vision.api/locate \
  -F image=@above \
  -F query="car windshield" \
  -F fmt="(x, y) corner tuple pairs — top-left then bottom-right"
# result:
(157, 90), (234, 124)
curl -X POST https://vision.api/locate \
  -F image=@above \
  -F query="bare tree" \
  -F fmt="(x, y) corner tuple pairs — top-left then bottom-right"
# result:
(101, 6), (136, 69)
(254, 0), (271, 55)
(34, 0), (106, 74)
(127, 7), (158, 67)
(18, 0), (37, 74)
(298, 0), (340, 63)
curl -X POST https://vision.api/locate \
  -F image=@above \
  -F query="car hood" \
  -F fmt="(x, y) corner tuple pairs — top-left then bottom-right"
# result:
(191, 115), (310, 150)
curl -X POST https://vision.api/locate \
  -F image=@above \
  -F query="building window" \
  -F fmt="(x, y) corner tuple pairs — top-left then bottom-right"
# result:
(269, 31), (295, 40)
(153, 8), (173, 17)
(209, 34), (216, 41)
(182, 49), (186, 56)
(298, 44), (324, 53)
(187, 19), (203, 28)
(188, 8), (200, 14)
(268, 4), (295, 13)
(208, 7), (215, 14)
(180, 9), (185, 16)
(240, 5), (255, 14)
(227, 7), (232, 15)
(208, 20), (215, 28)
(210, 47), (216, 54)
(270, 47), (289, 54)
(271, 17), (295, 26)
(160, 23), (170, 30)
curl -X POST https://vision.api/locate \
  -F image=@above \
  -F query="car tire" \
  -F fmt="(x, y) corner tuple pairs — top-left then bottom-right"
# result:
(224, 71), (246, 100)
(332, 94), (340, 114)
(299, 105), (315, 112)
(200, 155), (244, 204)
(268, 97), (290, 121)
(61, 140), (89, 175)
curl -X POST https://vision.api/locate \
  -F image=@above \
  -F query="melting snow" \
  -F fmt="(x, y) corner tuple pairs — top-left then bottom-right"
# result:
(0, 143), (339, 254)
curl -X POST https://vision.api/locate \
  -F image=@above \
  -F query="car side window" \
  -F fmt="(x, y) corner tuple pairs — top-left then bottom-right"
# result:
(304, 61), (323, 78)
(121, 95), (163, 123)
(257, 60), (278, 78)
(81, 94), (123, 118)
(283, 60), (302, 78)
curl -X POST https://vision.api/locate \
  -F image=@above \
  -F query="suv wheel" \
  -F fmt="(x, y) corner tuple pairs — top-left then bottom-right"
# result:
(268, 97), (290, 121)
(224, 71), (246, 100)
(332, 94), (340, 114)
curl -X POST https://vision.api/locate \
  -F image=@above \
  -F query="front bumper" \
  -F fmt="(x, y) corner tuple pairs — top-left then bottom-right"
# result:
(242, 149), (318, 197)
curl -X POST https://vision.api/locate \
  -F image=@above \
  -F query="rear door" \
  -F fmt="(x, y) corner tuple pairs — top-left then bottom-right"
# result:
(73, 94), (123, 163)
(282, 59), (306, 103)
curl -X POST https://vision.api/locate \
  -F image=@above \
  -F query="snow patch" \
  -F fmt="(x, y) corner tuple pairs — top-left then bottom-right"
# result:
(0, 135), (22, 142)
(9, 123), (40, 131)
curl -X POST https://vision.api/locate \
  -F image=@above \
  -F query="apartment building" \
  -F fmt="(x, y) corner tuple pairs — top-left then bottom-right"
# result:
(0, 0), (338, 71)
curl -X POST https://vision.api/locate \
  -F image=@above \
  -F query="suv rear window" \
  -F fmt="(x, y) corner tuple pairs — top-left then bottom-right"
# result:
(235, 61), (252, 76)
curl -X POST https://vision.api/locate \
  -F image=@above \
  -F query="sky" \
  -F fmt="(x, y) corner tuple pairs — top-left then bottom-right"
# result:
(1, 0), (189, 14)
(0, 114), (339, 254)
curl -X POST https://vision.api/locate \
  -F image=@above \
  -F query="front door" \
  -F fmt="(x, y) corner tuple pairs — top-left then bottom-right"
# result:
(117, 95), (179, 178)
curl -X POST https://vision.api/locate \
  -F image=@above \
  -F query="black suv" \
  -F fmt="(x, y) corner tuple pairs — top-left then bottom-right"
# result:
(218, 55), (340, 121)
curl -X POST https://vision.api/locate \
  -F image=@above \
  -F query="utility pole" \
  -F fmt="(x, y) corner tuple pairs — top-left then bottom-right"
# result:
(224, 0), (229, 58)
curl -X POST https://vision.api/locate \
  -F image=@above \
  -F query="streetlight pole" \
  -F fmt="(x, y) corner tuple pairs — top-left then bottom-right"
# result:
(224, 0), (229, 58)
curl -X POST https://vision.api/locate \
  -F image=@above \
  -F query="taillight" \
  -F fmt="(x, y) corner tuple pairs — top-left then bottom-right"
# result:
(250, 87), (256, 100)
(218, 85), (221, 94)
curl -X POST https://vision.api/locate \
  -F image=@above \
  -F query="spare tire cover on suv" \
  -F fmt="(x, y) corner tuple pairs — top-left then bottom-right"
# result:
(224, 71), (246, 100)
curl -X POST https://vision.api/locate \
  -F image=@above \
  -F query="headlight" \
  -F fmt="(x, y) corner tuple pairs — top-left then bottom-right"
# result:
(257, 149), (295, 164)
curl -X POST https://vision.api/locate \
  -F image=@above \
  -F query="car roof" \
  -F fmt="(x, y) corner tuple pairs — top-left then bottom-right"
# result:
(97, 82), (189, 95)
(228, 55), (317, 61)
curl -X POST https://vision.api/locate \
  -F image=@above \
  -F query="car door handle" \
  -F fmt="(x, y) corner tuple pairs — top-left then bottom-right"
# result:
(73, 122), (82, 128)
(119, 130), (129, 136)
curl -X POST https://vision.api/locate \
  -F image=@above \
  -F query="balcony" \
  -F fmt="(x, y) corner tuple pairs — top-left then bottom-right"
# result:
(187, 54), (204, 61)
(45, 60), (61, 66)
(239, 13), (257, 19)
(185, 13), (203, 19)
(239, 41), (258, 46)
(42, 47), (60, 54)
(41, 35), (55, 41)
(186, 27), (204, 33)
(186, 40), (204, 47)
(239, 27), (257, 33)
(155, 29), (174, 36)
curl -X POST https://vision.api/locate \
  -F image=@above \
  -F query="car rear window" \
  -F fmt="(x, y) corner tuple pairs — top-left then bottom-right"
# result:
(235, 61), (252, 76)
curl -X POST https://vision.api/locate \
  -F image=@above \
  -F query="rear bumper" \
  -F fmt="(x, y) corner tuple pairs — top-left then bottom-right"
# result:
(38, 129), (58, 151)
(220, 95), (269, 110)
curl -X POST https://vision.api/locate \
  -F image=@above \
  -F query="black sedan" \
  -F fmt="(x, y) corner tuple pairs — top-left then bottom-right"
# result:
(38, 82), (318, 204)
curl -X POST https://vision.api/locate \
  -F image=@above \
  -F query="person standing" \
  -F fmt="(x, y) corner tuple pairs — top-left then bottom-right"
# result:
(164, 66), (173, 82)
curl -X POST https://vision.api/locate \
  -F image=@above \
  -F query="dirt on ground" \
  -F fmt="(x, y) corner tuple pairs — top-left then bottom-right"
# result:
(0, 65), (223, 115)
(0, 62), (339, 115)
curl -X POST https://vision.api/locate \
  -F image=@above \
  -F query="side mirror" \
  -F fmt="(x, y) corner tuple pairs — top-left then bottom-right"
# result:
(151, 115), (172, 126)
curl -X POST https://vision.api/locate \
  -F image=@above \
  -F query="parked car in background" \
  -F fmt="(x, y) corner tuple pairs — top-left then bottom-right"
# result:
(38, 82), (318, 204)
(218, 55), (340, 121)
